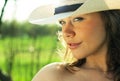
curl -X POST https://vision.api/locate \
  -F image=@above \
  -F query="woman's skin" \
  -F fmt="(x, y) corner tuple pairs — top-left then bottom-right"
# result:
(59, 12), (108, 72)
(32, 13), (112, 81)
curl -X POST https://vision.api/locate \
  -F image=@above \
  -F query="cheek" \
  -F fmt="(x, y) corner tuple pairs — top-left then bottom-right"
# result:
(73, 23), (106, 59)
(75, 21), (107, 49)
(78, 20), (106, 39)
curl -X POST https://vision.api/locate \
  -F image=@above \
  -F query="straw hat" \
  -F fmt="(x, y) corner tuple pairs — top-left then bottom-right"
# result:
(29, 0), (120, 24)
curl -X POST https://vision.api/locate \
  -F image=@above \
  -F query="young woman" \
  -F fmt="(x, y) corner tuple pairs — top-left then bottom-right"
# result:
(29, 0), (120, 81)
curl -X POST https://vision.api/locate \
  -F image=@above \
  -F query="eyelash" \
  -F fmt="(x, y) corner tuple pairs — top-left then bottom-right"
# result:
(59, 17), (84, 26)
(73, 17), (84, 22)
(59, 20), (66, 25)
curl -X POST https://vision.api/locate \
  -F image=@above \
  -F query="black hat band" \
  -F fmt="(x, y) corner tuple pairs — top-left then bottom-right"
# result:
(54, 3), (83, 15)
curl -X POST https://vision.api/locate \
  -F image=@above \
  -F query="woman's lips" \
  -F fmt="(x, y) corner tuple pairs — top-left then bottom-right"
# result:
(67, 42), (81, 49)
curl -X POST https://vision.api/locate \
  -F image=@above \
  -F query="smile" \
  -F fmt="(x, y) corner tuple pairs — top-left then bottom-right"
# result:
(67, 42), (81, 49)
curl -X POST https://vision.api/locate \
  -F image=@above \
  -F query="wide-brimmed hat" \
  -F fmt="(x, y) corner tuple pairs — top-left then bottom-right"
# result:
(29, 0), (120, 24)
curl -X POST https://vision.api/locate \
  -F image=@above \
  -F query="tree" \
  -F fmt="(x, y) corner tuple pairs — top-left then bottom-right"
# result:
(0, 0), (8, 33)
(0, 0), (13, 81)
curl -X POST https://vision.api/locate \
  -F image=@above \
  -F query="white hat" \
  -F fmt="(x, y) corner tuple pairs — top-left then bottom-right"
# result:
(29, 0), (120, 24)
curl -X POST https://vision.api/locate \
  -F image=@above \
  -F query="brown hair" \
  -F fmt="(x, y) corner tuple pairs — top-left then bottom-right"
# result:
(100, 10), (120, 81)
(59, 10), (120, 81)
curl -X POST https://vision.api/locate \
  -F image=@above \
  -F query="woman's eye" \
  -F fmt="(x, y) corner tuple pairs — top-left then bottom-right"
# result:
(59, 20), (66, 25)
(73, 17), (84, 22)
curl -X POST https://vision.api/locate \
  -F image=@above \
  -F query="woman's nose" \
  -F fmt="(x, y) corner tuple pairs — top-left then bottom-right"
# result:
(62, 23), (75, 38)
(63, 30), (75, 38)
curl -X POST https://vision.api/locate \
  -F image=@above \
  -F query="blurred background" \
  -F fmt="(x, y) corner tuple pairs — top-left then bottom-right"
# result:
(0, 0), (61, 81)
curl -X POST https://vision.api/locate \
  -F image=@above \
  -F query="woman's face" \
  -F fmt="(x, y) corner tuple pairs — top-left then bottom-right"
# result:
(59, 13), (108, 59)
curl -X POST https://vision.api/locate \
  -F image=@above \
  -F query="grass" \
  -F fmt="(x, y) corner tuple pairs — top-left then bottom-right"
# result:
(0, 36), (61, 81)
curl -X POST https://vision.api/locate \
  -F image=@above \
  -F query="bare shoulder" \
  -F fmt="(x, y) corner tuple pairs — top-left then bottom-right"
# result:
(32, 62), (68, 81)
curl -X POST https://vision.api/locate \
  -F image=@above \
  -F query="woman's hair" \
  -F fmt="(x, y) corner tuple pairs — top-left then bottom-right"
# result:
(100, 10), (120, 81)
(58, 10), (120, 81)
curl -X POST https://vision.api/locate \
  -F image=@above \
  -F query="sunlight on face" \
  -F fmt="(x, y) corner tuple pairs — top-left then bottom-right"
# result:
(61, 13), (107, 59)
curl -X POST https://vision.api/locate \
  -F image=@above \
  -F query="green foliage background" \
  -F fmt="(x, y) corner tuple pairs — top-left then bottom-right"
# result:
(1, 20), (61, 37)
(0, 20), (62, 81)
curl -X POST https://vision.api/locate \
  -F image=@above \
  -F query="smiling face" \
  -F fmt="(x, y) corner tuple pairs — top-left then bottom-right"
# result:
(59, 13), (108, 59)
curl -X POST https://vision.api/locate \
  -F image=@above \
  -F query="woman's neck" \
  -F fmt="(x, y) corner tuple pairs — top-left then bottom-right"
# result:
(83, 43), (108, 72)
(85, 53), (107, 72)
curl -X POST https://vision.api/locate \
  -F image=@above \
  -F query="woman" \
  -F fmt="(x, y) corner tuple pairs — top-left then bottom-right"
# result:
(29, 0), (120, 81)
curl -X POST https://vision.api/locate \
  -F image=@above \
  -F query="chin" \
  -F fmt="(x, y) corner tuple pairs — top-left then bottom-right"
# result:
(72, 52), (89, 60)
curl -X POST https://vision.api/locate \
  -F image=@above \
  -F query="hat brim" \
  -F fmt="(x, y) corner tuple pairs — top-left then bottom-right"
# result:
(29, 11), (73, 24)
(29, 0), (120, 24)
(29, 4), (74, 24)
